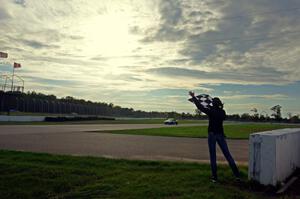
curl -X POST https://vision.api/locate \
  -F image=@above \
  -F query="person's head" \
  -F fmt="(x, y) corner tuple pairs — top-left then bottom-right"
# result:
(212, 97), (223, 109)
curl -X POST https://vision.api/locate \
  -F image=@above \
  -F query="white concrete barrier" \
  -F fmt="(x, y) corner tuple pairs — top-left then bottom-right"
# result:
(249, 128), (300, 186)
(0, 115), (45, 122)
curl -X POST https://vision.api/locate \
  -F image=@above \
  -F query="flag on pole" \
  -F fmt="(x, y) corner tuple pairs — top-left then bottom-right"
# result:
(14, 62), (21, 68)
(0, 52), (8, 58)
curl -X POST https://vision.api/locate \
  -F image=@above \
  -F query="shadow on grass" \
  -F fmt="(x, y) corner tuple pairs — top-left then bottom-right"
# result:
(0, 150), (297, 199)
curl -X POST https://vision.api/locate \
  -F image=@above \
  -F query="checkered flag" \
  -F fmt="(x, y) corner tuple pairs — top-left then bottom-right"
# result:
(189, 94), (213, 108)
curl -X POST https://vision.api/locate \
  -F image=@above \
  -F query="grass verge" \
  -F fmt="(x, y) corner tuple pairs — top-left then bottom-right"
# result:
(97, 123), (300, 139)
(0, 150), (284, 199)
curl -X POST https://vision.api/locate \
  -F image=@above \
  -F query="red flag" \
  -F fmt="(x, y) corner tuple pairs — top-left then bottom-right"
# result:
(14, 62), (21, 68)
(0, 52), (8, 58)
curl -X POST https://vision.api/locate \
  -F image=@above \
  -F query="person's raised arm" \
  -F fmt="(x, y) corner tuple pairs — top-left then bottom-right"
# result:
(189, 91), (210, 115)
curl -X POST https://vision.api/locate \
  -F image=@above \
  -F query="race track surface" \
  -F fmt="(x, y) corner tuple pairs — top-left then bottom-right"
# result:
(0, 124), (248, 164)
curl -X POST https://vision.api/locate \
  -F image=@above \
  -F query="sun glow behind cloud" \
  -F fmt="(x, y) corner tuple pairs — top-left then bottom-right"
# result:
(81, 12), (135, 57)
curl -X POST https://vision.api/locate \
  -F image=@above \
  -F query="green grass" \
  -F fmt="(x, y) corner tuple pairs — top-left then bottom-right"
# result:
(98, 123), (300, 139)
(0, 150), (282, 199)
(0, 119), (206, 125)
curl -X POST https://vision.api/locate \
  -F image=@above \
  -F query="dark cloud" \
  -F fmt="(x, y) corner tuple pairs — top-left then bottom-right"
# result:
(159, 0), (182, 25)
(23, 76), (81, 86)
(0, 7), (11, 20)
(90, 55), (109, 61)
(54, 52), (85, 58)
(189, 10), (214, 18)
(21, 39), (60, 49)
(117, 74), (143, 82)
(142, 0), (186, 42)
(129, 26), (140, 34)
(4, 29), (83, 51)
(165, 58), (191, 65)
(14, 0), (26, 7)
(140, 0), (300, 84)
(147, 66), (290, 84)
(69, 35), (84, 40)
(142, 26), (186, 42)
(141, 0), (222, 43)
(25, 55), (97, 67)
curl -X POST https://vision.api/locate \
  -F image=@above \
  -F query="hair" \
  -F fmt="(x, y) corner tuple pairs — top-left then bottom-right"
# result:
(212, 97), (223, 109)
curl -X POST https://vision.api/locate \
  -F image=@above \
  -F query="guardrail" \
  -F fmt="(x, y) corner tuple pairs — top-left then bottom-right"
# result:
(0, 115), (45, 122)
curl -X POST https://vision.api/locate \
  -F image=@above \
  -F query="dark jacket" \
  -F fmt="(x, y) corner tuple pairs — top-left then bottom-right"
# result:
(192, 96), (226, 135)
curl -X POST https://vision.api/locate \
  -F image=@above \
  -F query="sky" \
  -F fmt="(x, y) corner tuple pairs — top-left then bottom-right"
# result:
(0, 0), (300, 116)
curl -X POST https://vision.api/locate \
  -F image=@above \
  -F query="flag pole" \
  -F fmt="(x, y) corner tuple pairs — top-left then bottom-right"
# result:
(11, 64), (15, 92)
(3, 75), (8, 92)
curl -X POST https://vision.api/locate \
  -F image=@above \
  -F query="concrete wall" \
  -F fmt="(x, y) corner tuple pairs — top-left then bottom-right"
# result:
(249, 128), (300, 186)
(0, 115), (45, 122)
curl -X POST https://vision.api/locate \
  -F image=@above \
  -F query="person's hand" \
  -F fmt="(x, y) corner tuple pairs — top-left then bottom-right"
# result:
(189, 91), (195, 97)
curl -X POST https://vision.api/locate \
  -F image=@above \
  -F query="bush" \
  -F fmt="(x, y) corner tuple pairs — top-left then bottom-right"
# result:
(44, 116), (115, 122)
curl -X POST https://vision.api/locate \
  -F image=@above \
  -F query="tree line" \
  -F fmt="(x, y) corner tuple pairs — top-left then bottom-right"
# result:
(0, 90), (299, 123)
(0, 91), (175, 118)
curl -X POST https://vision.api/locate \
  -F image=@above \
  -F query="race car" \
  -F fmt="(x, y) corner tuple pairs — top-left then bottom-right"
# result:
(164, 118), (178, 125)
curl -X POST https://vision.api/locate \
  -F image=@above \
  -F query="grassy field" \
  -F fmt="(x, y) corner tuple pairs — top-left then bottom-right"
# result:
(98, 123), (300, 139)
(0, 119), (206, 125)
(0, 150), (285, 199)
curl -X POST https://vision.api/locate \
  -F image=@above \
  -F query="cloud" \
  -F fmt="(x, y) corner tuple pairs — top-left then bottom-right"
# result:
(140, 0), (300, 85)
(105, 73), (143, 82)
(142, 0), (186, 42)
(25, 55), (98, 67)
(159, 0), (182, 25)
(0, 0), (300, 114)
(23, 76), (81, 86)
(220, 94), (288, 100)
(21, 39), (59, 49)
(14, 0), (26, 7)
(0, 7), (11, 20)
(146, 66), (290, 85)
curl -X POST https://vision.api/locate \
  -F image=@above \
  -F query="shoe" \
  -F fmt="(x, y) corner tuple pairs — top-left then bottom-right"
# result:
(235, 177), (241, 182)
(210, 177), (218, 183)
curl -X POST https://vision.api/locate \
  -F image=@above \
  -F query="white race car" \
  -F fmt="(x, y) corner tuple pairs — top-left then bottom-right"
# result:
(164, 118), (178, 125)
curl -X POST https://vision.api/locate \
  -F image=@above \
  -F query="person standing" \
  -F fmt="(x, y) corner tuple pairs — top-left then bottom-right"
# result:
(189, 91), (240, 182)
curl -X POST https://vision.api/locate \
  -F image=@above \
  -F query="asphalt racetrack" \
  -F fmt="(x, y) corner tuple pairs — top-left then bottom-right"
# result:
(0, 124), (248, 164)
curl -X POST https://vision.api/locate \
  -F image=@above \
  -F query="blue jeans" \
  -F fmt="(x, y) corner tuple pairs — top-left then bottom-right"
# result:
(208, 132), (240, 179)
